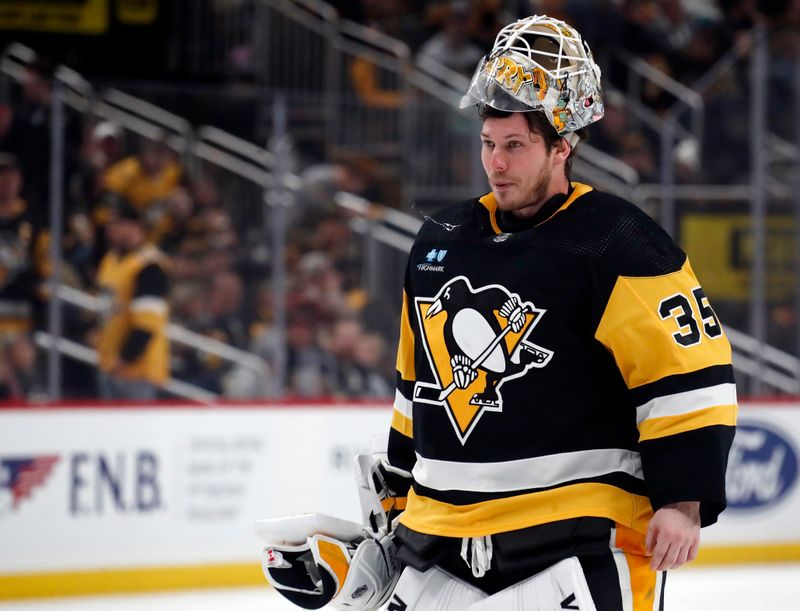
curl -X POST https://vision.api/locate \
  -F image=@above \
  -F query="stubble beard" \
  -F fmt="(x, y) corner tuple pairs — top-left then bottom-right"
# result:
(500, 160), (553, 219)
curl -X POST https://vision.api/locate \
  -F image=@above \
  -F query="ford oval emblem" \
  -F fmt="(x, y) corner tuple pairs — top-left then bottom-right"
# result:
(726, 421), (798, 510)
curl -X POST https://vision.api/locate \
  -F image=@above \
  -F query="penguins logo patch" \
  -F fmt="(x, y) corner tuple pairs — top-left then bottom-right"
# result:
(413, 276), (553, 444)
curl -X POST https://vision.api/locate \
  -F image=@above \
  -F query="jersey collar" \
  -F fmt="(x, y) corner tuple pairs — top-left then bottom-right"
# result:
(479, 182), (594, 235)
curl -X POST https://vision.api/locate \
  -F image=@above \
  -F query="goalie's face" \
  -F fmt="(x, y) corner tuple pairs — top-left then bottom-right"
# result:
(480, 112), (570, 219)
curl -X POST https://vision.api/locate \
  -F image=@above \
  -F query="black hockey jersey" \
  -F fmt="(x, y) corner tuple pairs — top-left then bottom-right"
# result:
(387, 183), (737, 539)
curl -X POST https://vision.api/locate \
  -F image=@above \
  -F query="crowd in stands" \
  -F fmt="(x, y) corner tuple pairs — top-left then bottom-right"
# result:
(334, 0), (800, 184)
(1, 1), (800, 401)
(323, 0), (800, 355)
(0, 56), (400, 402)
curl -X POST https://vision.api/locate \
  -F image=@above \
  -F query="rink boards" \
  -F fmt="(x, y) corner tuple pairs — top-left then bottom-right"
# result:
(0, 401), (798, 599)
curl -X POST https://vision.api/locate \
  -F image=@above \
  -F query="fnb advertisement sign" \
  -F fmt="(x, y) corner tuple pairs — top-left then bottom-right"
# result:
(0, 456), (59, 514)
(0, 405), (388, 575)
(1, 452), (162, 517)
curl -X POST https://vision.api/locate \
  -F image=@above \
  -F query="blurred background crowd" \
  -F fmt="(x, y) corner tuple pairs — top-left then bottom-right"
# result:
(0, 0), (798, 401)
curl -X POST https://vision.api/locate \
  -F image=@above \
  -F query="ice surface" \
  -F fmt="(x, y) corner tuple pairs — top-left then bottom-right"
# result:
(1, 564), (798, 610)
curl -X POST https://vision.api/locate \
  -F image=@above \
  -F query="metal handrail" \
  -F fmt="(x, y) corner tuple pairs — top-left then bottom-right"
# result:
(617, 49), (704, 109)
(382, 206), (423, 235)
(767, 133), (799, 162)
(33, 331), (219, 403)
(578, 143), (640, 186)
(93, 102), (186, 148)
(571, 160), (642, 208)
(0, 41), (36, 88)
(605, 85), (694, 142)
(0, 42), (95, 113)
(54, 65), (95, 113)
(337, 19), (411, 60)
(731, 350), (800, 394)
(412, 55), (470, 107)
(335, 191), (422, 235)
(194, 125), (303, 190)
(103, 88), (193, 139)
(192, 141), (271, 186)
(197, 125), (275, 167)
(726, 326), (800, 376)
(55, 285), (268, 374)
(632, 180), (797, 203)
(616, 48), (704, 150)
(276, 0), (338, 25)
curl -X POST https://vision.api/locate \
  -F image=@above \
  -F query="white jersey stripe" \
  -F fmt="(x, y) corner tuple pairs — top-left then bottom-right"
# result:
(635, 383), (737, 425)
(610, 526), (635, 611)
(130, 296), (168, 314)
(412, 448), (643, 493)
(654, 571), (665, 611)
(393, 389), (414, 419)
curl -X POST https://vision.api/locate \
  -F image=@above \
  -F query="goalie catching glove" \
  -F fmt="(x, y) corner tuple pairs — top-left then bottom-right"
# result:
(256, 513), (400, 610)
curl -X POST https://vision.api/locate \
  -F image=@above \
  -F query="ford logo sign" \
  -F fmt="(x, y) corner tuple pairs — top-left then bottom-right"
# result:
(726, 421), (798, 510)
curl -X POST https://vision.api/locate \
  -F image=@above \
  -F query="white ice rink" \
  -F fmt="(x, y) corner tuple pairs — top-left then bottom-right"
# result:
(1, 564), (798, 611)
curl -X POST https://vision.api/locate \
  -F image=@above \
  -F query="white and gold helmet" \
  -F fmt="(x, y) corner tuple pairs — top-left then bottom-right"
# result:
(460, 15), (604, 143)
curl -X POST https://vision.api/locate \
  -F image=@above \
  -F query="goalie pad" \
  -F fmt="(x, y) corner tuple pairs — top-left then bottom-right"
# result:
(471, 557), (597, 611)
(389, 556), (596, 611)
(256, 513), (400, 610)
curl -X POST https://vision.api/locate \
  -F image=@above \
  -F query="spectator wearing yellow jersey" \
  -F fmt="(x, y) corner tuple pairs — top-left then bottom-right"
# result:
(95, 201), (169, 400)
(101, 136), (181, 212)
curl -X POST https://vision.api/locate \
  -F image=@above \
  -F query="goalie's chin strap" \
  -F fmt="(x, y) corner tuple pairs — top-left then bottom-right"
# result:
(460, 535), (493, 578)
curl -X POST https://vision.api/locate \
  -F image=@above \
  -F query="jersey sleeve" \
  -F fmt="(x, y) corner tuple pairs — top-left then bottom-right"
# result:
(129, 262), (169, 333)
(386, 265), (417, 501)
(595, 257), (737, 526)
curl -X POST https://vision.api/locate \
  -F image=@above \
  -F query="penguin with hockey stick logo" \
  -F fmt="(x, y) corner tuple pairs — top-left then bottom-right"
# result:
(415, 276), (552, 414)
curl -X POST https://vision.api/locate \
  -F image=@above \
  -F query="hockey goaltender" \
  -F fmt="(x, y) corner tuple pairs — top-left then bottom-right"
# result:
(256, 13), (737, 611)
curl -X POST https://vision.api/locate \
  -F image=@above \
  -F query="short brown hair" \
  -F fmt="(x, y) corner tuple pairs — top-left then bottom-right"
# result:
(478, 105), (585, 179)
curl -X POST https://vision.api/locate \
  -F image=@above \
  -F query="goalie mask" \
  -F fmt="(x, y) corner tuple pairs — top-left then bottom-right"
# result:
(460, 15), (604, 143)
(257, 513), (399, 610)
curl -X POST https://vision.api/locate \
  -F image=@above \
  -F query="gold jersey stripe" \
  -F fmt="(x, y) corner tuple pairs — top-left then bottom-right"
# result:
(535, 182), (594, 226)
(131, 308), (168, 331)
(315, 539), (349, 596)
(478, 182), (594, 235)
(399, 483), (653, 538)
(595, 260), (732, 389)
(381, 497), (408, 512)
(612, 524), (661, 611)
(638, 404), (737, 442)
(478, 191), (503, 234)
(395, 290), (415, 380)
(611, 524), (661, 611)
(627, 551), (659, 611)
(391, 409), (413, 438)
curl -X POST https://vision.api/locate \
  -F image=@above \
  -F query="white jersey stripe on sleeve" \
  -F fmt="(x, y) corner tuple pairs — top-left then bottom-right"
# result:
(412, 448), (643, 493)
(130, 296), (168, 314)
(394, 389), (414, 419)
(635, 383), (737, 425)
